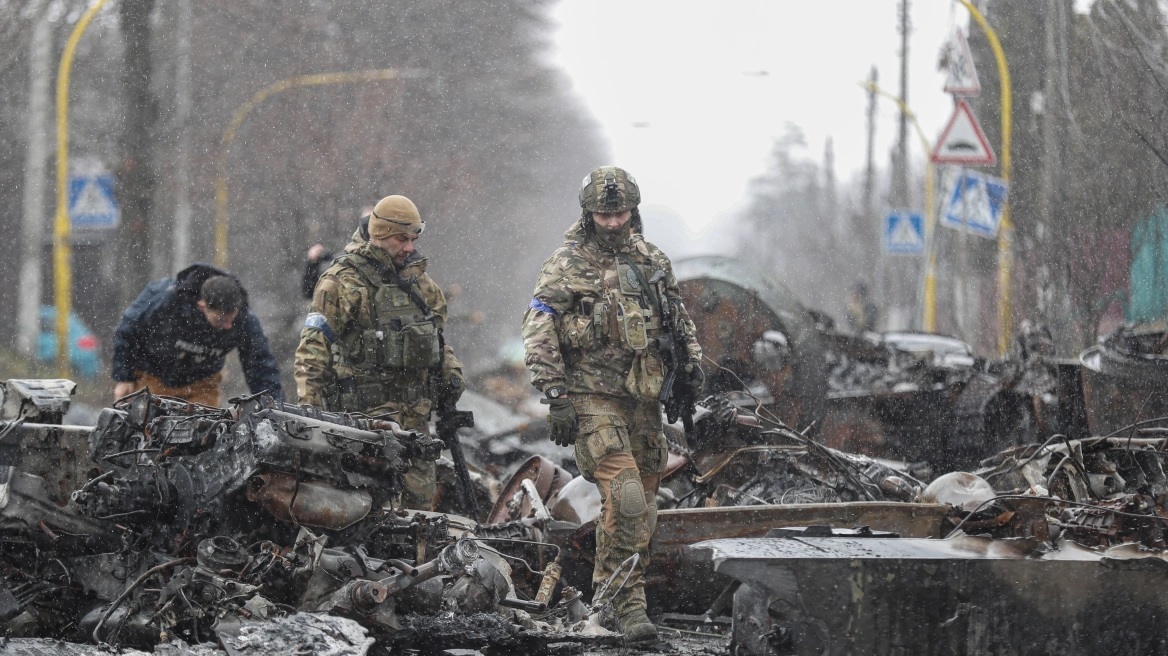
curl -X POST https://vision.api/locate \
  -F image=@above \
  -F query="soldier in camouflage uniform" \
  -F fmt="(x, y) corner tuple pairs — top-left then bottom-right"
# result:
(522, 166), (704, 644)
(294, 195), (464, 511)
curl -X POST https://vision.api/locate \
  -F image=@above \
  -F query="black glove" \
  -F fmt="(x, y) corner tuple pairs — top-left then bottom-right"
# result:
(684, 362), (705, 398)
(433, 373), (464, 407)
(540, 397), (577, 447)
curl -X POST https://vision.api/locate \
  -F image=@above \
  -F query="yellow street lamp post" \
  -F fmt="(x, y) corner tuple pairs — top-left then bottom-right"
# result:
(861, 81), (938, 332)
(214, 69), (404, 268)
(958, 0), (1013, 355)
(54, 0), (112, 377)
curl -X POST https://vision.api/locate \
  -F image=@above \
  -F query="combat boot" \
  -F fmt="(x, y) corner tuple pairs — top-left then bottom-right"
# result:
(619, 607), (658, 645)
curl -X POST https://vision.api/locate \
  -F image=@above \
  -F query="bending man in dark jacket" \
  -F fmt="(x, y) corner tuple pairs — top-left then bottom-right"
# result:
(112, 264), (283, 405)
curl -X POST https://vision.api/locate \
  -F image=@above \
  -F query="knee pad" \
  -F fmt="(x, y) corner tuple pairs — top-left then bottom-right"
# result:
(613, 468), (647, 519)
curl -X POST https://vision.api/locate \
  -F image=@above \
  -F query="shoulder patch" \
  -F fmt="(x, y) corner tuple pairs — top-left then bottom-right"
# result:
(304, 312), (337, 343)
(529, 298), (558, 316)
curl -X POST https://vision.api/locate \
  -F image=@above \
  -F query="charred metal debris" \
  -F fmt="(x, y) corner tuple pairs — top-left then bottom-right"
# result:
(0, 381), (621, 655)
(12, 259), (1168, 654)
(672, 256), (1083, 474)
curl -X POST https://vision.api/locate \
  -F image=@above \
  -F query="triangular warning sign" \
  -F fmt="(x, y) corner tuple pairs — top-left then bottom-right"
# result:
(890, 215), (924, 249)
(931, 99), (996, 165)
(70, 180), (116, 218)
(943, 30), (980, 96)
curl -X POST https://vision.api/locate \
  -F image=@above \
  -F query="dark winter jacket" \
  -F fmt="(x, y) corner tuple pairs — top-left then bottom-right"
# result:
(111, 264), (283, 398)
(301, 250), (333, 300)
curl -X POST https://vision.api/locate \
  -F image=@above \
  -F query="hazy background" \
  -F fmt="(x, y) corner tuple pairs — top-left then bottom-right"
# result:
(0, 0), (1161, 400)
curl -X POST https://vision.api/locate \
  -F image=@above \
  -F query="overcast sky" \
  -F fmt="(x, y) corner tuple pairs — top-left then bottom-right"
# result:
(550, 1), (973, 256)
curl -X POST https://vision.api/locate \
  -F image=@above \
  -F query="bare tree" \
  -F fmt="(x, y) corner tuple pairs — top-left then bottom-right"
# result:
(116, 0), (158, 307)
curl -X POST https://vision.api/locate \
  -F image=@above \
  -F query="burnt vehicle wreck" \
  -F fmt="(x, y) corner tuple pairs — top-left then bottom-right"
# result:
(680, 392), (1168, 656)
(484, 391), (952, 616)
(693, 529), (1168, 656)
(483, 370), (1168, 651)
(674, 255), (1077, 472)
(0, 380), (613, 654)
(1080, 322), (1168, 436)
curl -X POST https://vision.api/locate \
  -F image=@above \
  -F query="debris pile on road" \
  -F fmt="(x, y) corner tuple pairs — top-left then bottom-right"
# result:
(0, 381), (616, 654)
(673, 255), (1073, 474)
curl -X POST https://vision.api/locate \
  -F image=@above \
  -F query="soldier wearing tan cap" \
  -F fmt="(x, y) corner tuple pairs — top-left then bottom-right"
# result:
(294, 195), (464, 510)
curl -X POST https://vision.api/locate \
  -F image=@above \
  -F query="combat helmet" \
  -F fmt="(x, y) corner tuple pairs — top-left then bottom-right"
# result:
(579, 166), (640, 213)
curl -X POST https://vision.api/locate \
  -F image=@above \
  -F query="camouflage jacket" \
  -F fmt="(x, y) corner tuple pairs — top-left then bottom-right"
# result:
(522, 222), (701, 399)
(294, 228), (463, 420)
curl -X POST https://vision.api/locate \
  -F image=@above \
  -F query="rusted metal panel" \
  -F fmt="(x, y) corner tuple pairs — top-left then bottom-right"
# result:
(245, 471), (372, 530)
(483, 455), (571, 525)
(675, 255), (828, 429)
(694, 535), (1168, 656)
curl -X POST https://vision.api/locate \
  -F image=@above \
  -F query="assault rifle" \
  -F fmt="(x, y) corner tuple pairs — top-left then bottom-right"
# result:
(434, 398), (478, 521)
(649, 271), (696, 433)
(432, 326), (479, 522)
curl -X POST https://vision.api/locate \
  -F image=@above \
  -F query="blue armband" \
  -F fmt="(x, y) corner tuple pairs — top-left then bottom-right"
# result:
(304, 312), (336, 343)
(529, 298), (558, 316)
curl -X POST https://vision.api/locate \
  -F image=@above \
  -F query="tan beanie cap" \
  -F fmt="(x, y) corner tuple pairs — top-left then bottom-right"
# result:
(369, 195), (423, 239)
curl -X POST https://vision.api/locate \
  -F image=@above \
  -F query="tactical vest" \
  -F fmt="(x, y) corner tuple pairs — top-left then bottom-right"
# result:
(559, 248), (668, 400)
(327, 253), (442, 412)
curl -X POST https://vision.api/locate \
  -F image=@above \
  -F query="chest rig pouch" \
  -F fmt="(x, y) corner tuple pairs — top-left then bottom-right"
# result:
(369, 287), (441, 369)
(615, 262), (650, 350)
(561, 260), (656, 352)
(334, 255), (442, 372)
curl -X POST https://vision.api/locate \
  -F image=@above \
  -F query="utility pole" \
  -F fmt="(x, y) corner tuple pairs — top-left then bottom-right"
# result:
(887, 0), (911, 328)
(172, 0), (193, 273)
(894, 0), (911, 209)
(1036, 0), (1059, 325)
(19, 2), (51, 357)
(117, 0), (158, 306)
(865, 67), (882, 307)
(824, 137), (838, 224)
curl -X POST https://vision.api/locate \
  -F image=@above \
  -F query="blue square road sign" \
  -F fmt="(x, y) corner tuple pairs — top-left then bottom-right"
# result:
(883, 210), (925, 255)
(68, 174), (120, 230)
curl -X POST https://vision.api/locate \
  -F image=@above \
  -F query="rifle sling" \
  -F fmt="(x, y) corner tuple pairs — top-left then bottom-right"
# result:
(616, 253), (665, 322)
(363, 257), (433, 317)
(357, 254), (449, 375)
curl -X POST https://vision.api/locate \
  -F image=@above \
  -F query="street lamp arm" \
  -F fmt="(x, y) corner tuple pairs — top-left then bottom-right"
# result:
(859, 81), (932, 158)
(957, 0), (1012, 189)
(53, 0), (112, 377)
(214, 69), (405, 268)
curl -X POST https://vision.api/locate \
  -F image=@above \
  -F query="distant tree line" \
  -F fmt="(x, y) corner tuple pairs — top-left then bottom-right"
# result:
(737, 0), (1168, 356)
(0, 0), (606, 389)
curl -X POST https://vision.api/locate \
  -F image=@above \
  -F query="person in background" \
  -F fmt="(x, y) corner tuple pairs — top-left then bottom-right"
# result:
(301, 243), (334, 300)
(112, 264), (282, 405)
(846, 280), (879, 333)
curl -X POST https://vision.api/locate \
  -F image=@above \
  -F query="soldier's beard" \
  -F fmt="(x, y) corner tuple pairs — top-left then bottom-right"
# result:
(594, 222), (632, 250)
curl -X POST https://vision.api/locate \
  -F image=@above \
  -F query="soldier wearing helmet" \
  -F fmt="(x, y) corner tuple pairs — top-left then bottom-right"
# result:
(521, 166), (704, 644)
(294, 195), (464, 511)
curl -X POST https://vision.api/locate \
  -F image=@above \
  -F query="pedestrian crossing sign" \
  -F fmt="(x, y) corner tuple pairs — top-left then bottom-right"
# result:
(883, 210), (925, 255)
(68, 174), (120, 229)
(940, 170), (1008, 240)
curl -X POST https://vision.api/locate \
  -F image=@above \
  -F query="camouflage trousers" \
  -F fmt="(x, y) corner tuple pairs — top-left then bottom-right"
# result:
(373, 401), (436, 512)
(571, 394), (668, 617)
